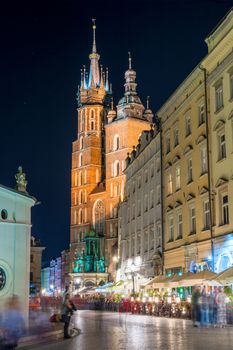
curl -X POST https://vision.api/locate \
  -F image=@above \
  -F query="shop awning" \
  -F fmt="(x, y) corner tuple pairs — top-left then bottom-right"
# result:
(214, 267), (233, 285)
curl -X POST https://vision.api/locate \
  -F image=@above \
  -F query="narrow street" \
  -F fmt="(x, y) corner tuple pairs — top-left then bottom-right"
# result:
(29, 310), (233, 350)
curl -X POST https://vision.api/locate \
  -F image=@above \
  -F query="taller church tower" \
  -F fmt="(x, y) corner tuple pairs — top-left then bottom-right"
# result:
(70, 23), (155, 285)
(70, 21), (111, 272)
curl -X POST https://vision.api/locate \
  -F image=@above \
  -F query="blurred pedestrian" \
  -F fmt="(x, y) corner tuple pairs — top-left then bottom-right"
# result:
(192, 286), (201, 327)
(61, 293), (76, 339)
(216, 287), (227, 327)
(0, 295), (25, 349)
(62, 285), (69, 303)
(212, 286), (219, 326)
(200, 286), (209, 327)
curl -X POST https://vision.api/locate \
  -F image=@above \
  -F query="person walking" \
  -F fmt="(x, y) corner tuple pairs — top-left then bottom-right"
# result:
(192, 286), (201, 327)
(61, 294), (73, 339)
(212, 286), (219, 326)
(200, 286), (209, 327)
(0, 295), (25, 349)
(216, 287), (227, 327)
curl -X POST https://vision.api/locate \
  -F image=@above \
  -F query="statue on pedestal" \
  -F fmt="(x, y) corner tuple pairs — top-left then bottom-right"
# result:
(15, 166), (28, 193)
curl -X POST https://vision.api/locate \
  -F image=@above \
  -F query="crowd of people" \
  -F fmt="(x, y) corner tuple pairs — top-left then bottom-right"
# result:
(192, 286), (228, 327)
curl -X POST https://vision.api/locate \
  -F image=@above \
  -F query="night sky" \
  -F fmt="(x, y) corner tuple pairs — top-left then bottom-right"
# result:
(0, 0), (232, 262)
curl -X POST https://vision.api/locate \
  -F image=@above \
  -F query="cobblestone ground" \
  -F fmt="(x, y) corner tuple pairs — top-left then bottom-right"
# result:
(32, 310), (233, 350)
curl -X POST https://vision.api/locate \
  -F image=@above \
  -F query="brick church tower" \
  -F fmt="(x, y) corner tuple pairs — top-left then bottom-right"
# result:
(70, 22), (154, 286)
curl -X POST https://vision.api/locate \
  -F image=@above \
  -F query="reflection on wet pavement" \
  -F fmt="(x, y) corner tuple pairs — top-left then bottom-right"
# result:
(31, 310), (233, 350)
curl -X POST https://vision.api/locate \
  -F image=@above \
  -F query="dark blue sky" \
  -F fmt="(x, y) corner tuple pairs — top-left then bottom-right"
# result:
(0, 0), (232, 262)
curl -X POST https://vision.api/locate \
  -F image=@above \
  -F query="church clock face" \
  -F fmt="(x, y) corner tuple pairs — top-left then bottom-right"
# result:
(0, 268), (6, 291)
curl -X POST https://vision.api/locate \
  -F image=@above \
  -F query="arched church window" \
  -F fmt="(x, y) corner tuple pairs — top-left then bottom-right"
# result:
(114, 160), (120, 177)
(79, 209), (83, 224)
(79, 171), (83, 185)
(94, 200), (105, 235)
(113, 135), (120, 151)
(79, 153), (83, 167)
(80, 190), (83, 204)
(80, 137), (84, 150)
(84, 170), (87, 184)
(90, 109), (95, 130)
(80, 110), (85, 132)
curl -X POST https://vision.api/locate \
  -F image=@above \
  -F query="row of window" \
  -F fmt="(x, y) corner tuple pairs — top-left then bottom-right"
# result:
(125, 226), (161, 258)
(127, 187), (161, 221)
(167, 194), (229, 242)
(166, 146), (207, 195)
(214, 71), (233, 112)
(73, 190), (87, 206)
(73, 200), (105, 235)
(126, 159), (160, 197)
(74, 169), (100, 186)
(165, 103), (206, 154)
(79, 109), (97, 132)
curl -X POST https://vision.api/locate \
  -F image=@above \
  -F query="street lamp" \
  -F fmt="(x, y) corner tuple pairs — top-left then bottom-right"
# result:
(130, 263), (136, 296)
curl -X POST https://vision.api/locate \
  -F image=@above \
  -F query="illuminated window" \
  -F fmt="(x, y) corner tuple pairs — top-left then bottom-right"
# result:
(185, 114), (191, 136)
(167, 172), (173, 195)
(174, 127), (179, 147)
(200, 146), (207, 174)
(94, 200), (105, 235)
(168, 215), (174, 241)
(203, 200), (210, 230)
(175, 165), (181, 190)
(218, 132), (226, 160)
(198, 104), (205, 126)
(215, 84), (223, 111)
(189, 206), (196, 234)
(187, 158), (193, 183)
(113, 135), (120, 150)
(176, 210), (183, 239)
(221, 194), (229, 225)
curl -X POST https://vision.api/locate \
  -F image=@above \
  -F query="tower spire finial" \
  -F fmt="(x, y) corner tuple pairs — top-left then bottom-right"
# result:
(147, 96), (150, 109)
(92, 18), (97, 53)
(128, 51), (132, 69)
(80, 68), (84, 88)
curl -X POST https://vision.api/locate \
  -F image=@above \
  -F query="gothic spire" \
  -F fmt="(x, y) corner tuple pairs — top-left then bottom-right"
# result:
(92, 18), (97, 53)
(83, 65), (88, 89)
(105, 68), (109, 92)
(88, 19), (100, 88)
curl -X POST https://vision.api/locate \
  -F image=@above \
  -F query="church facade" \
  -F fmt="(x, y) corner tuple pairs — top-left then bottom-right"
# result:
(70, 22), (153, 286)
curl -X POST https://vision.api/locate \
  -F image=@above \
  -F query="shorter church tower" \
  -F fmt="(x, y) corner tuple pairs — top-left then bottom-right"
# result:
(105, 53), (153, 276)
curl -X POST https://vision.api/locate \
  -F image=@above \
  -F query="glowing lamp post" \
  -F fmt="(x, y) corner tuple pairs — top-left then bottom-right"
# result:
(130, 263), (136, 296)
